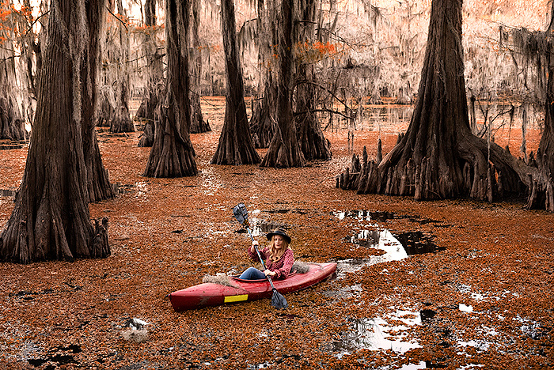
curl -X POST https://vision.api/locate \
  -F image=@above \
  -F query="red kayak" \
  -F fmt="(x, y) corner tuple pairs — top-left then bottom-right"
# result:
(169, 262), (337, 311)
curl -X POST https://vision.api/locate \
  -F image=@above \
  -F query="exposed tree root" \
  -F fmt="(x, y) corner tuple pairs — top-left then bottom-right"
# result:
(143, 106), (197, 178)
(337, 0), (536, 204)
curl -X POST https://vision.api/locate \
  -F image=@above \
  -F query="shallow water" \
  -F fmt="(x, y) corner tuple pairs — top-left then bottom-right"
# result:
(329, 310), (422, 358)
(328, 210), (448, 360)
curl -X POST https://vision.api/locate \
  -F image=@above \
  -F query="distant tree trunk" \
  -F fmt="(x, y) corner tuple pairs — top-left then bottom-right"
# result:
(107, 1), (134, 133)
(0, 98), (24, 141)
(294, 0), (331, 161)
(527, 3), (554, 211)
(137, 0), (163, 147)
(0, 18), (25, 141)
(83, 3), (115, 203)
(261, 0), (306, 167)
(249, 77), (277, 148)
(338, 0), (532, 201)
(17, 0), (38, 132)
(248, 0), (277, 149)
(143, 0), (197, 177)
(211, 0), (261, 165)
(96, 91), (114, 127)
(0, 0), (110, 263)
(295, 64), (331, 160)
(189, 0), (210, 134)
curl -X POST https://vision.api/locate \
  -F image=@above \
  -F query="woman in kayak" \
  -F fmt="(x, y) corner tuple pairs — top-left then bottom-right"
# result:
(239, 227), (294, 280)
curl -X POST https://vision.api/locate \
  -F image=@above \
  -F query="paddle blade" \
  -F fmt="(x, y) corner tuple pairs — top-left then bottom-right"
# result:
(271, 289), (288, 309)
(233, 203), (249, 227)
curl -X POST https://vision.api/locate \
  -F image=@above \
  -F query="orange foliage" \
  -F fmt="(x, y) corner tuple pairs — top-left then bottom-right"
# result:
(295, 40), (341, 63)
(0, 2), (35, 45)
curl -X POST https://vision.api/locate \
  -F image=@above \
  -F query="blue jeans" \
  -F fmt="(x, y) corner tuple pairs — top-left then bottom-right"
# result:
(239, 267), (266, 280)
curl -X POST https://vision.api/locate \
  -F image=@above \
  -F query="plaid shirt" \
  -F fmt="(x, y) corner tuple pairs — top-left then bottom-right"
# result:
(248, 246), (295, 279)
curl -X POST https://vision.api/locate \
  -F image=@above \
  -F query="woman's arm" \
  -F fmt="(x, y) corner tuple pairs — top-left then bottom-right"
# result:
(247, 241), (268, 262)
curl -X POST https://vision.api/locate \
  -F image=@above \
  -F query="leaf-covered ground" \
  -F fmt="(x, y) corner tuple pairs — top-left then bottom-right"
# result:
(1, 97), (553, 369)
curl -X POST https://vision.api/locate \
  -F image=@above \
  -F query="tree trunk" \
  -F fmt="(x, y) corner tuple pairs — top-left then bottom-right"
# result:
(294, 0), (331, 161)
(189, 0), (210, 134)
(136, 0), (163, 147)
(211, 0), (261, 165)
(143, 0), (197, 178)
(0, 23), (25, 141)
(338, 0), (532, 201)
(84, 1), (115, 203)
(0, 0), (110, 263)
(249, 77), (277, 148)
(261, 0), (306, 168)
(526, 6), (554, 211)
(96, 92), (114, 127)
(295, 64), (332, 160)
(248, 0), (277, 149)
(0, 97), (24, 141)
(104, 2), (134, 133)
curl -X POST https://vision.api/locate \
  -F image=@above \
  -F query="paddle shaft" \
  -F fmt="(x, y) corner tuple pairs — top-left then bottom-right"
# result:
(245, 227), (278, 291)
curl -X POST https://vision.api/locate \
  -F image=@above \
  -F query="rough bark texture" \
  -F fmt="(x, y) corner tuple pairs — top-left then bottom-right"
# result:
(143, 0), (197, 178)
(211, 0), (261, 165)
(261, 0), (306, 168)
(189, 0), (210, 134)
(338, 0), (533, 201)
(249, 77), (277, 148)
(0, 34), (25, 141)
(295, 67), (332, 161)
(96, 93), (114, 127)
(0, 98), (24, 141)
(294, 0), (331, 161)
(248, 0), (277, 149)
(0, 0), (110, 263)
(83, 0), (115, 203)
(136, 0), (163, 147)
(103, 2), (134, 134)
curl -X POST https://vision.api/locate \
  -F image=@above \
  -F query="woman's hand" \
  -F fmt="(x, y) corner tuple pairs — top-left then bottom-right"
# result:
(250, 240), (259, 253)
(264, 269), (276, 277)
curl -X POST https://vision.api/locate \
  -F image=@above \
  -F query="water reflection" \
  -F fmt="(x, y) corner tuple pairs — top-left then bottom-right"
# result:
(200, 166), (223, 195)
(135, 182), (148, 198)
(329, 310), (422, 358)
(333, 210), (396, 222)
(330, 210), (445, 361)
(337, 228), (407, 279)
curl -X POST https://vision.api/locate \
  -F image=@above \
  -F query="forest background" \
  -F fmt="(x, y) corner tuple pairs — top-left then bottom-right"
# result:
(0, 0), (550, 141)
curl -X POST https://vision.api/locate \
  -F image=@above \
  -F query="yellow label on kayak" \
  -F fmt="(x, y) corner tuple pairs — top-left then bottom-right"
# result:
(224, 294), (248, 303)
